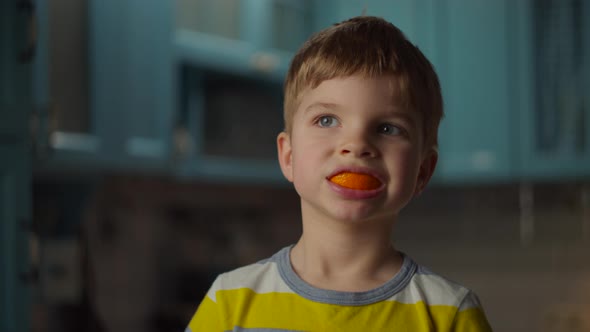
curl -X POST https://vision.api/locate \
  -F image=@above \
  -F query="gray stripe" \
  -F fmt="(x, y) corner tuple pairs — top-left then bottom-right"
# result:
(276, 245), (417, 306)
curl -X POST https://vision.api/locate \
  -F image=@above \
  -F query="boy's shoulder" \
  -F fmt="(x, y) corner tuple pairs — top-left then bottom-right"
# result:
(406, 264), (483, 311)
(205, 247), (290, 299)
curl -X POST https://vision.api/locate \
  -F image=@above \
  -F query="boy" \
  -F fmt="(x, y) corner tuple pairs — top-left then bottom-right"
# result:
(186, 16), (492, 331)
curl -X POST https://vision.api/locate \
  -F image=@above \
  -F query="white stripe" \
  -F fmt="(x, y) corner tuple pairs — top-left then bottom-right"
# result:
(208, 260), (474, 310)
(385, 273), (469, 307)
(208, 261), (295, 301)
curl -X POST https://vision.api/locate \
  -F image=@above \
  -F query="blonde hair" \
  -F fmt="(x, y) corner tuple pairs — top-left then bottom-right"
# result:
(283, 16), (443, 148)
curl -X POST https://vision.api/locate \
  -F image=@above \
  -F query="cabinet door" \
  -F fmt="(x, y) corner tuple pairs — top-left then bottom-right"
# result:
(33, 0), (174, 173)
(517, 0), (590, 179)
(175, 0), (313, 82)
(336, 0), (514, 183)
(436, 0), (513, 183)
(175, 69), (285, 183)
(90, 0), (174, 166)
(32, 0), (99, 170)
(0, 0), (32, 330)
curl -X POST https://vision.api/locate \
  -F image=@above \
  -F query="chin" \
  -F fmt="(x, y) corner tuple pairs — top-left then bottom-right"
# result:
(327, 205), (396, 225)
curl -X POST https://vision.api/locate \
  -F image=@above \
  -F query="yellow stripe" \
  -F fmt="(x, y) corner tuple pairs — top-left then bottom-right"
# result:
(188, 295), (222, 331)
(188, 288), (491, 331)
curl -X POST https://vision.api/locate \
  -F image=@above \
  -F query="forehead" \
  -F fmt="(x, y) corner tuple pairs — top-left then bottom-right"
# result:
(297, 75), (412, 114)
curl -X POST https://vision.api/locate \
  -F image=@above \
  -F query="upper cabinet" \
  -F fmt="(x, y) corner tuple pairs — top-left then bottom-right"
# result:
(328, 0), (590, 184)
(516, 0), (590, 181)
(174, 0), (315, 82)
(172, 0), (318, 183)
(34, 0), (175, 174)
(90, 0), (175, 168)
(437, 0), (589, 183)
(32, 0), (589, 183)
(335, 0), (516, 183)
(436, 0), (515, 183)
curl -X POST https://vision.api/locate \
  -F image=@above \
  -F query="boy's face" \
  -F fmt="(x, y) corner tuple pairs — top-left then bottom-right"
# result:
(277, 75), (437, 224)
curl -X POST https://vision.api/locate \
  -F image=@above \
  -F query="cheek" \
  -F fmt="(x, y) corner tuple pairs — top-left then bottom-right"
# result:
(387, 147), (422, 183)
(290, 142), (328, 184)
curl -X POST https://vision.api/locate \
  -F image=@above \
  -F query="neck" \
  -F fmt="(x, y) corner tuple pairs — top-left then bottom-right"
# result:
(290, 203), (402, 292)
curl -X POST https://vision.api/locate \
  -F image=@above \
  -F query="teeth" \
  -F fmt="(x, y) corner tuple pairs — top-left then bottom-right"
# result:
(329, 172), (382, 190)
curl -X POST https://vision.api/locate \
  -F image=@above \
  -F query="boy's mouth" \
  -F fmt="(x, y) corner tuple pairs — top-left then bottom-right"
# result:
(328, 171), (383, 190)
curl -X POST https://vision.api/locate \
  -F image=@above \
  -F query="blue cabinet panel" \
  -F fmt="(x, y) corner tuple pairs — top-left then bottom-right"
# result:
(1, 1), (32, 330)
(175, 30), (290, 83)
(436, 0), (513, 182)
(0, 144), (31, 332)
(32, 0), (175, 174)
(174, 68), (285, 183)
(517, 0), (590, 180)
(321, 0), (515, 183)
(174, 0), (313, 83)
(172, 0), (316, 182)
(90, 0), (174, 163)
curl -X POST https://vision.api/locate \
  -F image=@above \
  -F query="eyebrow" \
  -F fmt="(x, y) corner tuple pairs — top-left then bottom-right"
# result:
(390, 111), (419, 129)
(304, 102), (341, 113)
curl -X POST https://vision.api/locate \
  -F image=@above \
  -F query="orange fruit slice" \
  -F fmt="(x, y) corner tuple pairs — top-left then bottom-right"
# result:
(329, 172), (381, 190)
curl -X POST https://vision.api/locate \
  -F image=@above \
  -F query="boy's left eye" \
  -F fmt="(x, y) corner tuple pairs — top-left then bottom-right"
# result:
(317, 116), (339, 128)
(378, 123), (403, 136)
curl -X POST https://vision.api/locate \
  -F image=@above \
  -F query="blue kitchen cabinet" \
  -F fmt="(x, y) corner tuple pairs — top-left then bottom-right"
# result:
(516, 0), (590, 180)
(438, 0), (589, 183)
(1, 0), (32, 330)
(322, 0), (590, 183)
(327, 0), (434, 41)
(172, 0), (319, 183)
(33, 0), (175, 174)
(174, 0), (316, 81)
(173, 68), (286, 183)
(33, 0), (319, 182)
(338, 0), (515, 183)
(435, 0), (515, 183)
(172, 0), (433, 183)
(323, 0), (512, 184)
(90, 0), (175, 168)
(32, 0), (587, 183)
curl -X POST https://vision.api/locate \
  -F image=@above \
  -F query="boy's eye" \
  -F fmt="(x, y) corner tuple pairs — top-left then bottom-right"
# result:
(317, 116), (339, 128)
(378, 123), (403, 136)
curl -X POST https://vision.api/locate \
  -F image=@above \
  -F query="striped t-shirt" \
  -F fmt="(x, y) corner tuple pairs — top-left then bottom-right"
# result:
(186, 246), (492, 331)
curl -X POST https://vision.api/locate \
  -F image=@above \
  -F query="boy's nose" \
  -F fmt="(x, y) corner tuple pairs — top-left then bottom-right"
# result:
(339, 134), (378, 158)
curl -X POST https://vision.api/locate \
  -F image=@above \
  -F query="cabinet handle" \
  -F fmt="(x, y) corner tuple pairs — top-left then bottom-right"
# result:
(16, 0), (37, 64)
(250, 53), (279, 73)
(173, 126), (194, 160)
(30, 103), (56, 162)
(19, 219), (40, 284)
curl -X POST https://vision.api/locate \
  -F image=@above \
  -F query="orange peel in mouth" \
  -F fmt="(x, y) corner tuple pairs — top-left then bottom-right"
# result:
(329, 172), (382, 190)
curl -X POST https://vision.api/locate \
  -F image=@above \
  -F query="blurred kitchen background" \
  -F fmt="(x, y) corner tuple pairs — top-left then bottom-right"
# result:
(1, 0), (589, 331)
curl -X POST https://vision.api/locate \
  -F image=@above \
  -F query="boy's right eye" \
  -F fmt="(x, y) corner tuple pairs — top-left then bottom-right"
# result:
(317, 115), (339, 128)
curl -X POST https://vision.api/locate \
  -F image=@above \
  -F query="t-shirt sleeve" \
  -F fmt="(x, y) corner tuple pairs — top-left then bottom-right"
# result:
(185, 277), (224, 332)
(451, 291), (493, 332)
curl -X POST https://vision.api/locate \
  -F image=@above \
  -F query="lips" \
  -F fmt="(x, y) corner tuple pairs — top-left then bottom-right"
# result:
(329, 172), (382, 190)
(326, 168), (385, 199)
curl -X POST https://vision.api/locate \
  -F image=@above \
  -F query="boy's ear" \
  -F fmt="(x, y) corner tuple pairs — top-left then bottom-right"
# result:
(277, 131), (294, 182)
(414, 147), (438, 197)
